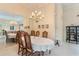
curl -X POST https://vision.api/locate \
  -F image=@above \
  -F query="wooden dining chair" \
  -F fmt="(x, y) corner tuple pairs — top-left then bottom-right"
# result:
(16, 31), (21, 43)
(42, 31), (48, 38)
(4, 30), (9, 42)
(24, 32), (33, 55)
(17, 31), (28, 56)
(36, 31), (40, 37)
(42, 31), (51, 54)
(16, 31), (27, 55)
(31, 30), (35, 36)
(22, 32), (41, 56)
(16, 31), (24, 55)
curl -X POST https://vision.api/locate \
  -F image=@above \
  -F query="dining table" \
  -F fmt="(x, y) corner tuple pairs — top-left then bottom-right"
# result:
(31, 36), (54, 55)
(8, 33), (16, 38)
(7, 33), (16, 42)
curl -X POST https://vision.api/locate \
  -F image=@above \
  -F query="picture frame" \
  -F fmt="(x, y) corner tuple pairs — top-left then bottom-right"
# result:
(46, 24), (49, 28)
(38, 25), (41, 28)
(28, 26), (30, 29)
(42, 25), (44, 29)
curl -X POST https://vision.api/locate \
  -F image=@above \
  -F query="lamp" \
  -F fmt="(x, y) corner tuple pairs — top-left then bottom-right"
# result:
(29, 10), (44, 23)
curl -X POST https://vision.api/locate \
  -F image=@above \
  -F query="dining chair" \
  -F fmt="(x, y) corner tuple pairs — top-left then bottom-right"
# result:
(4, 30), (9, 41)
(36, 31), (40, 37)
(24, 32), (33, 55)
(42, 31), (48, 38)
(42, 31), (50, 54)
(16, 31), (23, 55)
(16, 31), (27, 55)
(19, 32), (38, 56)
(16, 31), (21, 43)
(25, 32), (41, 56)
(17, 31), (28, 56)
(55, 40), (60, 46)
(31, 30), (35, 36)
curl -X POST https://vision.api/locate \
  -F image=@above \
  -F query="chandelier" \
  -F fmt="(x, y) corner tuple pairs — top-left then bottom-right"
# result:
(29, 10), (45, 23)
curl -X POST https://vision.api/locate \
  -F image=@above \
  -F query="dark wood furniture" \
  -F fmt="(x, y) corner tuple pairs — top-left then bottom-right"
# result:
(24, 32), (33, 55)
(17, 31), (28, 56)
(16, 31), (23, 55)
(66, 26), (79, 44)
(24, 32), (42, 56)
(3, 30), (9, 41)
(36, 31), (40, 37)
(16, 31), (21, 43)
(55, 40), (60, 46)
(17, 31), (40, 56)
(42, 31), (50, 54)
(42, 31), (48, 38)
(31, 30), (35, 36)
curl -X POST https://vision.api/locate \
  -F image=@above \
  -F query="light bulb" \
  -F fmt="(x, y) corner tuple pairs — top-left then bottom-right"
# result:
(35, 10), (38, 13)
(39, 17), (42, 19)
(32, 12), (35, 16)
(37, 11), (42, 16)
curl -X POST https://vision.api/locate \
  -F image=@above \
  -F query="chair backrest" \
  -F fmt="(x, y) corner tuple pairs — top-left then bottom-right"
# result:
(17, 31), (26, 48)
(4, 30), (9, 40)
(42, 31), (48, 38)
(31, 30), (35, 36)
(16, 31), (21, 43)
(24, 32), (33, 52)
(36, 31), (40, 37)
(18, 31), (33, 53)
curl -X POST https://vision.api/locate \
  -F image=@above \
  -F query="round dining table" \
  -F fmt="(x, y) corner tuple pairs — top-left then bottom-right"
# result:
(31, 36), (54, 52)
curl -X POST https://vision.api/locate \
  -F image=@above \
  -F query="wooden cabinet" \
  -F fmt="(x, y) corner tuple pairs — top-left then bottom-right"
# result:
(66, 26), (79, 44)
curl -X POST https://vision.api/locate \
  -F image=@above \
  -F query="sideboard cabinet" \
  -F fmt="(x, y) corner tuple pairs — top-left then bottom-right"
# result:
(66, 26), (79, 44)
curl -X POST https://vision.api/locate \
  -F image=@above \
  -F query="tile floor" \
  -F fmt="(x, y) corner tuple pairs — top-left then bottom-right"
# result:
(0, 42), (79, 56)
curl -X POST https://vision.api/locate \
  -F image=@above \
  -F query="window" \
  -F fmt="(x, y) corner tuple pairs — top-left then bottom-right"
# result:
(10, 26), (14, 30)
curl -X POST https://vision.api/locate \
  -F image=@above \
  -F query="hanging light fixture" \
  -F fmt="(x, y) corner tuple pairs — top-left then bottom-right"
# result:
(29, 10), (45, 23)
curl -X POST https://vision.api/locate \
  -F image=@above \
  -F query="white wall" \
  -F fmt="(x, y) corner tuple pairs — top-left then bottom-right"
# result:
(63, 4), (79, 40)
(55, 4), (64, 42)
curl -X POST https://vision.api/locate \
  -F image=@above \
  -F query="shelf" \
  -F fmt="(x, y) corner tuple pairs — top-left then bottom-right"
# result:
(66, 26), (79, 44)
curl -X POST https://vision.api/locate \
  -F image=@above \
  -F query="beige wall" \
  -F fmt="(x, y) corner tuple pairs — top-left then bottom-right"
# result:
(0, 3), (56, 40)
(25, 4), (55, 39)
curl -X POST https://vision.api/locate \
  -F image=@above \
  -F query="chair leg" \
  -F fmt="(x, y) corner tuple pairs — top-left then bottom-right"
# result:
(55, 40), (60, 46)
(19, 48), (24, 56)
(34, 51), (40, 56)
(21, 48), (24, 56)
(49, 50), (51, 54)
(25, 49), (28, 56)
(41, 51), (44, 56)
(18, 45), (20, 55)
